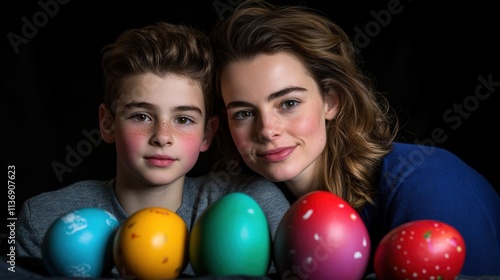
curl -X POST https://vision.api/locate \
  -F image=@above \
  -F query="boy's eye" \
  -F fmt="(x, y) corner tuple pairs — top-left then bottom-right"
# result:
(176, 116), (194, 125)
(132, 113), (151, 122)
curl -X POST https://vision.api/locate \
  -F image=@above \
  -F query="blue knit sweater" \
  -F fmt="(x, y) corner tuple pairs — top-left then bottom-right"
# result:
(361, 142), (500, 276)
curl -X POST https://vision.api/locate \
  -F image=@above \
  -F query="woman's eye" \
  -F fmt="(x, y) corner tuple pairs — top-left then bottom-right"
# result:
(281, 100), (299, 110)
(233, 110), (254, 120)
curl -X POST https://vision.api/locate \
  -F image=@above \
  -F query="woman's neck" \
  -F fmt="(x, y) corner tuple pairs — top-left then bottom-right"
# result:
(284, 166), (323, 199)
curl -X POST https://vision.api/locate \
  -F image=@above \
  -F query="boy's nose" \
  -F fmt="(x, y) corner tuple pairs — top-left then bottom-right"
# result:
(150, 122), (173, 146)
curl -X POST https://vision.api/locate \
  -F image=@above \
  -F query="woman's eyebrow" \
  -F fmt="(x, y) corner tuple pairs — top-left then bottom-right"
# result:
(226, 100), (252, 109)
(267, 86), (307, 102)
(226, 86), (307, 109)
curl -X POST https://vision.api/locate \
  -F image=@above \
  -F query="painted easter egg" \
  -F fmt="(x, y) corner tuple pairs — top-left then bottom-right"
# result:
(42, 207), (120, 277)
(374, 219), (466, 279)
(113, 207), (188, 280)
(189, 192), (271, 276)
(273, 190), (370, 280)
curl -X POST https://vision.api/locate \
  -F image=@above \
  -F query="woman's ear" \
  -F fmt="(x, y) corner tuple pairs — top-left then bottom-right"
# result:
(99, 103), (115, 144)
(200, 116), (220, 152)
(324, 90), (339, 120)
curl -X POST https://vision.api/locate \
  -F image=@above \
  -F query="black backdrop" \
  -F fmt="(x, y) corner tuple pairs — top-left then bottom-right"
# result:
(2, 0), (499, 256)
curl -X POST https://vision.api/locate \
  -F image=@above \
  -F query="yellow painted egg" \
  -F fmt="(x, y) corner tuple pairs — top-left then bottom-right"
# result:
(113, 207), (188, 279)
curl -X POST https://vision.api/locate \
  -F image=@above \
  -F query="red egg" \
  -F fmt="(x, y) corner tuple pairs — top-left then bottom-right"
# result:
(273, 191), (370, 280)
(374, 220), (466, 280)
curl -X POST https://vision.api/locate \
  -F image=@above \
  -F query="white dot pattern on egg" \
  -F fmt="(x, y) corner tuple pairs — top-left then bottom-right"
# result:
(275, 191), (371, 280)
(375, 220), (466, 279)
(302, 209), (313, 219)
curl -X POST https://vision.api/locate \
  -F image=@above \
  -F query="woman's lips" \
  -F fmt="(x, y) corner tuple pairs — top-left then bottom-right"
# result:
(257, 146), (295, 162)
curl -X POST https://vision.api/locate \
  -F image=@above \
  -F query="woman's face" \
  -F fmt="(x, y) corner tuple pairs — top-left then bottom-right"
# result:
(220, 52), (338, 188)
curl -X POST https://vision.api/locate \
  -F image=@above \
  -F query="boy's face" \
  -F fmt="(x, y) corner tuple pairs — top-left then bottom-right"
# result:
(109, 73), (211, 187)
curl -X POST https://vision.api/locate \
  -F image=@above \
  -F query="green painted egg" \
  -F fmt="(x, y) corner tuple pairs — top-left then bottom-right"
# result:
(189, 192), (271, 276)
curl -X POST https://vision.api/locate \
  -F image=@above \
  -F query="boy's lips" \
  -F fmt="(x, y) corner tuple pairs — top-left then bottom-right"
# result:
(144, 155), (176, 167)
(257, 146), (295, 162)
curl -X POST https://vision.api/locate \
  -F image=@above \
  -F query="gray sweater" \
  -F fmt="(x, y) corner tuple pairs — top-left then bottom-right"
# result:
(15, 173), (290, 276)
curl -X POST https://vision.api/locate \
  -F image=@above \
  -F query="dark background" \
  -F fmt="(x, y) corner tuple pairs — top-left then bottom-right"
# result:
(2, 0), (498, 256)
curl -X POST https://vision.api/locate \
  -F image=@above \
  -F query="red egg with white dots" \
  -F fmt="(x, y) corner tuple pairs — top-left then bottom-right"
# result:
(374, 220), (466, 280)
(273, 191), (370, 280)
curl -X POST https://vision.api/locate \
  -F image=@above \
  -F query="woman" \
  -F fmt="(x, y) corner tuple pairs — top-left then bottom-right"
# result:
(210, 0), (500, 277)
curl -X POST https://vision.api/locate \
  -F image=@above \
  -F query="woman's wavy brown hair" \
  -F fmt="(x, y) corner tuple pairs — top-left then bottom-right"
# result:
(210, 0), (398, 211)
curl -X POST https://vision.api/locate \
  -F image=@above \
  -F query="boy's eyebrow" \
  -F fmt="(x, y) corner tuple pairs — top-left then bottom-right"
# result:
(124, 102), (203, 116)
(174, 105), (203, 116)
(124, 102), (155, 110)
(226, 86), (307, 109)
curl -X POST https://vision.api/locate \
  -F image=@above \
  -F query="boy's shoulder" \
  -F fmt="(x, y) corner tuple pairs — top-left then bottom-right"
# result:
(187, 172), (277, 192)
(23, 179), (114, 206)
(183, 172), (285, 207)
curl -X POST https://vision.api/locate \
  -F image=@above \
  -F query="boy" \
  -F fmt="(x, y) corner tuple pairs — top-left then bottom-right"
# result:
(15, 21), (290, 276)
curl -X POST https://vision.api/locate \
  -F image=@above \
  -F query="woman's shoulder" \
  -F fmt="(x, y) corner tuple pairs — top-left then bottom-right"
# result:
(387, 142), (459, 159)
(379, 142), (493, 194)
(383, 142), (473, 172)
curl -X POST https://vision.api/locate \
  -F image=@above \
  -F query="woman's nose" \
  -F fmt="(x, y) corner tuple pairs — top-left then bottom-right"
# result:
(257, 113), (281, 142)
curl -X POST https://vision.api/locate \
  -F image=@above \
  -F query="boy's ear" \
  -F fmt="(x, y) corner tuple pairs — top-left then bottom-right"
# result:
(99, 103), (115, 144)
(200, 116), (219, 152)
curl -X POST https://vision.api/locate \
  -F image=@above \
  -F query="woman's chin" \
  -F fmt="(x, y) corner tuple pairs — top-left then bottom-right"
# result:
(261, 169), (297, 183)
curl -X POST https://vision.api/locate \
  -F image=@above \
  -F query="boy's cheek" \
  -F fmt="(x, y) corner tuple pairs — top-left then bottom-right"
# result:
(115, 131), (146, 154)
(179, 134), (204, 163)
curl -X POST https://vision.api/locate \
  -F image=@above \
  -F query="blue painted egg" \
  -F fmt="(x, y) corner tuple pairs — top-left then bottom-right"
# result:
(189, 192), (271, 276)
(42, 207), (120, 277)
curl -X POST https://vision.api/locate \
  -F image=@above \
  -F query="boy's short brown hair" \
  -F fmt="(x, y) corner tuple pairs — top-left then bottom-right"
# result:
(101, 22), (214, 121)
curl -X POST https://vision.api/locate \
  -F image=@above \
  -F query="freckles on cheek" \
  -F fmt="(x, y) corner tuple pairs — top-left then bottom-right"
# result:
(178, 134), (203, 165)
(118, 128), (149, 155)
(115, 125), (149, 149)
